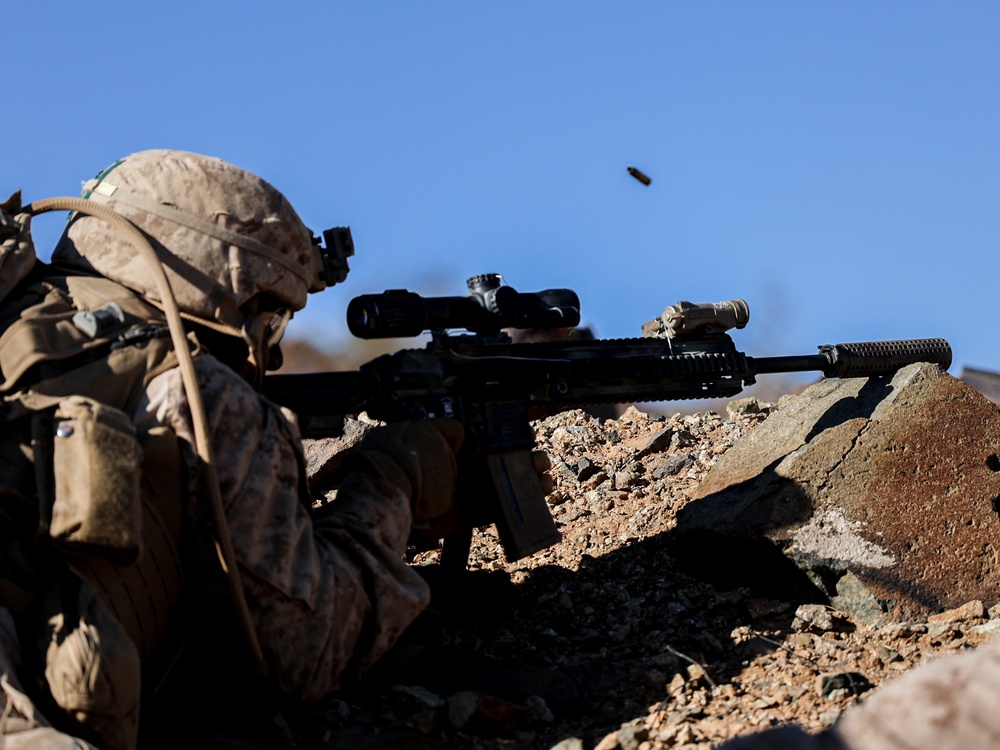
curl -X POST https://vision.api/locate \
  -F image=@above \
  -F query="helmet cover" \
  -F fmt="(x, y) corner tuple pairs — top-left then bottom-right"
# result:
(53, 149), (326, 334)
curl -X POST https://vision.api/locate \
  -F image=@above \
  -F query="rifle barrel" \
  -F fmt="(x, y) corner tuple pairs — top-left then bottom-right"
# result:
(751, 338), (952, 380)
(749, 354), (830, 375)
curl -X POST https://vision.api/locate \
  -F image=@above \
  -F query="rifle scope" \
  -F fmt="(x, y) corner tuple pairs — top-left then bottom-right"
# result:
(347, 274), (581, 338)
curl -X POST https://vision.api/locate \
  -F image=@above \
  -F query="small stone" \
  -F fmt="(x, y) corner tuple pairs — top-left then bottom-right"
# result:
(652, 454), (693, 479)
(928, 600), (985, 623)
(614, 467), (640, 490)
(393, 684), (445, 708)
(667, 672), (686, 695)
(818, 707), (842, 725)
(402, 708), (440, 734)
(816, 672), (873, 698)
(672, 723), (694, 744)
(621, 406), (649, 422)
(636, 427), (675, 458)
(574, 456), (599, 481)
(615, 725), (649, 750)
(447, 690), (480, 728)
(830, 572), (886, 626)
(926, 622), (960, 639)
(879, 622), (927, 638)
(787, 632), (814, 649)
(527, 695), (554, 723)
(792, 604), (835, 632)
(727, 397), (763, 416)
(970, 620), (1000, 638)
(875, 645), (902, 663)
(686, 663), (707, 684)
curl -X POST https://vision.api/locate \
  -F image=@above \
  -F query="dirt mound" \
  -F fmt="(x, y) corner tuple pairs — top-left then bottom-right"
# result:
(288, 369), (1000, 750)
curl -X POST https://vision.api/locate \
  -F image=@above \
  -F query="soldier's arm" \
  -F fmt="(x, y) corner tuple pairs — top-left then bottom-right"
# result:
(141, 355), (430, 702)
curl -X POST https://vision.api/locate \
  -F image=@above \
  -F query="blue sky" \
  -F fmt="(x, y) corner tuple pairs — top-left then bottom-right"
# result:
(7, 3), (999, 382)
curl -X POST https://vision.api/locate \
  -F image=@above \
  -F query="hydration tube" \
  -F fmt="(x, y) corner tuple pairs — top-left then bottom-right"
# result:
(24, 197), (267, 678)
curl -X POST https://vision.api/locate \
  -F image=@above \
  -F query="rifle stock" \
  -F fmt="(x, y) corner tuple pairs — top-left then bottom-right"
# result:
(264, 281), (953, 570)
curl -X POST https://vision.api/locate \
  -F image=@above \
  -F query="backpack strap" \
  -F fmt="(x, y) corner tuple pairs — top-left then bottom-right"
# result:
(0, 275), (192, 421)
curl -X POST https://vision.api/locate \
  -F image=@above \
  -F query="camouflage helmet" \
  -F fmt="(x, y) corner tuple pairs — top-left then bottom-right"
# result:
(52, 149), (328, 337)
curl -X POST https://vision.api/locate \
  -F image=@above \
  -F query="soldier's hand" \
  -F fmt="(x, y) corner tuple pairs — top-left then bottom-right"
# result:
(353, 418), (465, 524)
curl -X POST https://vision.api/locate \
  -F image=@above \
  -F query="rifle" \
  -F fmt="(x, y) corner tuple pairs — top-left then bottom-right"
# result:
(263, 274), (952, 571)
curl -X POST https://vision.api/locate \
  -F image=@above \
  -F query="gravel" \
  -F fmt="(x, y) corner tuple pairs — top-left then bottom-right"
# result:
(284, 401), (998, 750)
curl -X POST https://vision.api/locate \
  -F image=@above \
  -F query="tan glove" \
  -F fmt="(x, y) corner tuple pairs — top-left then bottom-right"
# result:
(351, 418), (465, 523)
(0, 191), (37, 301)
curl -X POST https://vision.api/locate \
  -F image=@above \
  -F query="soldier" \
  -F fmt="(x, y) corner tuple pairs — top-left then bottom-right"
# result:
(0, 150), (470, 749)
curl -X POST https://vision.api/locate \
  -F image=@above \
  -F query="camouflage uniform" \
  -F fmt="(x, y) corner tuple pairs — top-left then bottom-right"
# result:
(140, 354), (430, 701)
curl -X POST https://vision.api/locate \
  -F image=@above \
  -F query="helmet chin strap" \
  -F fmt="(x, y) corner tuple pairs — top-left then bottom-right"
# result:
(240, 315), (267, 390)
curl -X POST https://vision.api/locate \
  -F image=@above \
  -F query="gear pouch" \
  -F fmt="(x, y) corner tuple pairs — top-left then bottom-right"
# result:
(50, 396), (143, 564)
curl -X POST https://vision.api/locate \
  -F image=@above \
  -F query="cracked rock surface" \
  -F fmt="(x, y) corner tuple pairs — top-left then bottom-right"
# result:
(675, 362), (1000, 624)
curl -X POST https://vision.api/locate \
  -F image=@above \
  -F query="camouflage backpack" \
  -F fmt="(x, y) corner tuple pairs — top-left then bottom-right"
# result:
(0, 191), (184, 620)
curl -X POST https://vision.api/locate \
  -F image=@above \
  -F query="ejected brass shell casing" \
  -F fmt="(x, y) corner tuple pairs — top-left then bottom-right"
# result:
(627, 165), (651, 185)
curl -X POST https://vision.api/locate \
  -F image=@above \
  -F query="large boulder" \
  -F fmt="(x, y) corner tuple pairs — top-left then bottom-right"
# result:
(674, 362), (1000, 623)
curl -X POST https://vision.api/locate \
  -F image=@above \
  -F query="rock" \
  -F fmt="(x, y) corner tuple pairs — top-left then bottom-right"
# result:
(674, 363), (1000, 621)
(448, 691), (480, 729)
(593, 726), (648, 750)
(816, 672), (873, 698)
(613, 465), (643, 490)
(636, 427), (675, 459)
(925, 622), (958, 639)
(927, 600), (985, 623)
(615, 725), (649, 750)
(727, 397), (765, 417)
(970, 620), (1000, 638)
(393, 685), (446, 708)
(875, 645), (902, 664)
(830, 571), (886, 626)
(651, 454), (693, 479)
(527, 695), (555, 723)
(574, 456), (599, 482)
(791, 604), (835, 632)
